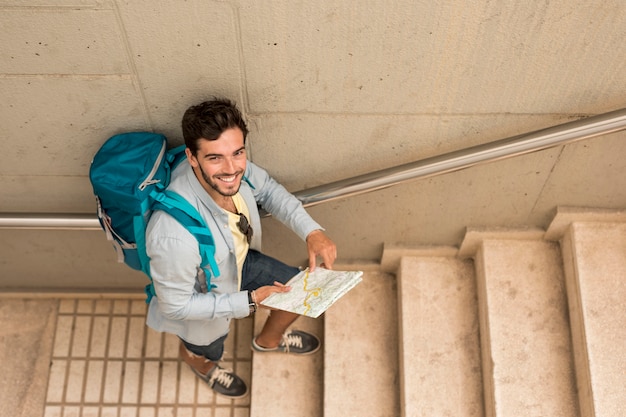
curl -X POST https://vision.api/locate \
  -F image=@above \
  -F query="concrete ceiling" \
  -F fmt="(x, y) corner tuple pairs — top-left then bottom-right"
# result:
(0, 0), (625, 290)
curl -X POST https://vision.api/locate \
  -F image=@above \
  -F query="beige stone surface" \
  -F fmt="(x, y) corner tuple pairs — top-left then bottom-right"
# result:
(458, 227), (545, 258)
(323, 270), (399, 417)
(0, 8), (129, 75)
(0, 298), (58, 417)
(36, 297), (253, 416)
(237, 1), (625, 114)
(2, 1), (626, 290)
(560, 222), (626, 417)
(1, 218), (623, 416)
(0, 229), (146, 291)
(397, 256), (483, 417)
(250, 309), (323, 417)
(544, 206), (626, 241)
(475, 239), (578, 417)
(380, 245), (458, 273)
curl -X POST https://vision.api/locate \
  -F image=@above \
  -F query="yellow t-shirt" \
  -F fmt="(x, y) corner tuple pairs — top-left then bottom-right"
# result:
(226, 193), (250, 290)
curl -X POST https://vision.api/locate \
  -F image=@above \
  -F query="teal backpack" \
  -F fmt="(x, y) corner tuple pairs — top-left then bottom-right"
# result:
(89, 132), (220, 301)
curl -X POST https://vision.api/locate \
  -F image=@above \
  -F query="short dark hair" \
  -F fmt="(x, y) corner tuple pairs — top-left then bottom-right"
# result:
(181, 98), (249, 155)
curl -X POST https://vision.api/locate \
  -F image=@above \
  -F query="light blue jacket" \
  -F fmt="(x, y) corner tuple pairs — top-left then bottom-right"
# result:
(145, 159), (322, 345)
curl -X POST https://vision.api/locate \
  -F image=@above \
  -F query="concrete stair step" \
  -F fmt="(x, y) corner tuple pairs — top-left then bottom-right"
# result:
(6, 209), (624, 417)
(470, 234), (578, 417)
(397, 254), (483, 417)
(249, 309), (323, 417)
(247, 208), (625, 417)
(323, 267), (400, 417)
(546, 208), (626, 417)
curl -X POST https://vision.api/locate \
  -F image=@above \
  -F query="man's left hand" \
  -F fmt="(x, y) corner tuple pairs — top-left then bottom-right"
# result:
(306, 230), (337, 271)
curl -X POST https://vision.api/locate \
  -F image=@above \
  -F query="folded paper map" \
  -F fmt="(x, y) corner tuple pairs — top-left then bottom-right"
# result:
(260, 268), (363, 318)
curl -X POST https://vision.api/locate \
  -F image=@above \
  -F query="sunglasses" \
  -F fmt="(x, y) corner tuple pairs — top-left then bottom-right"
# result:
(237, 212), (253, 244)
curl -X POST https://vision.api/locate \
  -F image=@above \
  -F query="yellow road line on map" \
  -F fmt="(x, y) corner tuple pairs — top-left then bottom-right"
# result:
(302, 269), (321, 316)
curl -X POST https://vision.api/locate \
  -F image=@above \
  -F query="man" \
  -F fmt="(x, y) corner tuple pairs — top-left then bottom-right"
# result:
(145, 98), (337, 398)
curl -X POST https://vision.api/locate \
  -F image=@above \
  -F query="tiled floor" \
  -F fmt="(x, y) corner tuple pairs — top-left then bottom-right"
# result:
(44, 298), (253, 417)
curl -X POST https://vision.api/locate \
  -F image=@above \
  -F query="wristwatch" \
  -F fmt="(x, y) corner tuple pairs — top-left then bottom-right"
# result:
(248, 291), (257, 314)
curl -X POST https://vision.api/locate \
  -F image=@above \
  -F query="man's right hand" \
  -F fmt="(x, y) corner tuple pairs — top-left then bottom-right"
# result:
(252, 281), (292, 305)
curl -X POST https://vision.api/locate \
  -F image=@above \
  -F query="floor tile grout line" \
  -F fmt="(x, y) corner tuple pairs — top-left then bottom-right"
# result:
(136, 310), (149, 410)
(157, 329), (166, 408)
(50, 356), (196, 362)
(45, 401), (253, 408)
(45, 301), (60, 416)
(98, 298), (114, 414)
(230, 319), (242, 415)
(45, 299), (253, 416)
(117, 300), (132, 410)
(45, 299), (63, 413)
(80, 299), (96, 414)
(57, 312), (147, 318)
(60, 299), (77, 415)
(193, 356), (199, 417)
(174, 355), (180, 415)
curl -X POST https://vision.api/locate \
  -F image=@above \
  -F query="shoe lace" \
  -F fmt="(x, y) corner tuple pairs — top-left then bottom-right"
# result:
(209, 366), (234, 389)
(280, 332), (303, 353)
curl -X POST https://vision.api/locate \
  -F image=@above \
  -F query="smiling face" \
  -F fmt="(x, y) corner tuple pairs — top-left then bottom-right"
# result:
(186, 127), (247, 207)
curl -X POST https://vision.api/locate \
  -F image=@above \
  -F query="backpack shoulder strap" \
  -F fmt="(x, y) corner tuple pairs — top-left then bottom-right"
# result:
(150, 189), (221, 284)
(167, 144), (188, 171)
(134, 197), (155, 278)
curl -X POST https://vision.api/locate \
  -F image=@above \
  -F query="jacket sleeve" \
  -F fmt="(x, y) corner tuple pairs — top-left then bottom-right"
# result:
(145, 211), (249, 321)
(245, 161), (323, 241)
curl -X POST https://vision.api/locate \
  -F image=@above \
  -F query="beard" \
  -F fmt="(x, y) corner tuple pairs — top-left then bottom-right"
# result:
(197, 163), (243, 197)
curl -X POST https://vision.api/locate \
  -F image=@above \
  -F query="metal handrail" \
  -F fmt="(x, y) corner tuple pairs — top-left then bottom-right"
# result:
(0, 213), (101, 230)
(1, 108), (625, 229)
(295, 108), (626, 206)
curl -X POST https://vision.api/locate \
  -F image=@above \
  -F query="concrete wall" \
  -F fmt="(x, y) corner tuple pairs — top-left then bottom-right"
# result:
(1, 0), (625, 290)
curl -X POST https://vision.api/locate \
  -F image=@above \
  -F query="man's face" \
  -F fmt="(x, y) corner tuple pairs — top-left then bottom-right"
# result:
(186, 127), (247, 201)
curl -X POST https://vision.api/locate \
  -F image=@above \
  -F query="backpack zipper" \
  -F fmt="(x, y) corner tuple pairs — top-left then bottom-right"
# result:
(139, 140), (167, 191)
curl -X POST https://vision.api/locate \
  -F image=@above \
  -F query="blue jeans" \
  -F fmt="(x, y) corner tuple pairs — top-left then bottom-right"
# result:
(181, 250), (299, 361)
